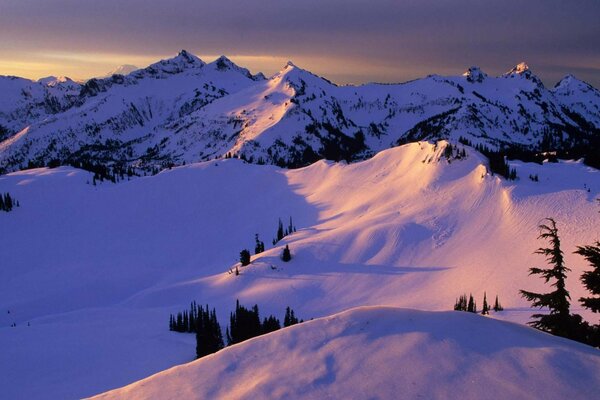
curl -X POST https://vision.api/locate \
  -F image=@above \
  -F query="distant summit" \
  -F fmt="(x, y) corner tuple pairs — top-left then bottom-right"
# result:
(102, 64), (139, 78)
(0, 51), (599, 174)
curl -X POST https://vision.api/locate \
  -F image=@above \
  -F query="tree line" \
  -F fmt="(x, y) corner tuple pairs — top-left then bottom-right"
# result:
(169, 300), (303, 359)
(454, 292), (503, 314)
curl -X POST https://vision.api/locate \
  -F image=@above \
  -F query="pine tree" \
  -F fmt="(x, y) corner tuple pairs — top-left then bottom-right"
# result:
(281, 245), (291, 262)
(284, 306), (299, 327)
(481, 292), (489, 315)
(576, 241), (600, 346)
(276, 218), (284, 243)
(254, 234), (265, 255)
(196, 305), (224, 358)
(520, 218), (581, 339)
(493, 295), (504, 312)
(240, 249), (251, 266)
(576, 242), (600, 313)
(467, 294), (477, 313)
(261, 316), (281, 334)
(454, 294), (468, 311)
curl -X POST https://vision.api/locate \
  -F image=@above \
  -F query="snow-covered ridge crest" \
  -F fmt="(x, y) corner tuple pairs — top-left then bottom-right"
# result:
(89, 307), (600, 400)
(0, 51), (599, 174)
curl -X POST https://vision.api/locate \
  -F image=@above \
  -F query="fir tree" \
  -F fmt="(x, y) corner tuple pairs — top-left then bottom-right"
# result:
(227, 300), (262, 345)
(196, 305), (224, 358)
(261, 316), (281, 334)
(576, 242), (600, 313)
(520, 218), (582, 339)
(493, 295), (504, 312)
(240, 249), (251, 266)
(254, 234), (265, 255)
(576, 241), (600, 346)
(281, 245), (291, 262)
(454, 294), (468, 311)
(481, 292), (489, 315)
(284, 306), (299, 327)
(276, 218), (284, 243)
(467, 294), (477, 313)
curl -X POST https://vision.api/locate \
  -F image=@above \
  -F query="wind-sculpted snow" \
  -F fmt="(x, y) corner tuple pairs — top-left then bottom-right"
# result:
(1, 51), (599, 173)
(90, 307), (600, 400)
(0, 142), (599, 398)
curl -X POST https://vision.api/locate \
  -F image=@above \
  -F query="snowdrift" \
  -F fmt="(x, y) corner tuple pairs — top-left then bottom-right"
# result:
(90, 307), (600, 400)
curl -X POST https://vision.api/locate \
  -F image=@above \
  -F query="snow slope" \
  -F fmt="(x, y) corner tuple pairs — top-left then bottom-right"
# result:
(90, 307), (600, 400)
(0, 142), (599, 398)
(1, 51), (599, 173)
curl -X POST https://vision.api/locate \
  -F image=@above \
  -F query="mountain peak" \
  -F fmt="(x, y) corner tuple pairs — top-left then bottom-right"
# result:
(37, 76), (75, 87)
(139, 50), (205, 76)
(103, 64), (139, 78)
(208, 55), (263, 81)
(462, 66), (487, 83)
(503, 62), (543, 87)
(508, 62), (530, 75)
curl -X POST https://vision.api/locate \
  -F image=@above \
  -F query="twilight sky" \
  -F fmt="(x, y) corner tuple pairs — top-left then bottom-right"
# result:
(0, 0), (599, 87)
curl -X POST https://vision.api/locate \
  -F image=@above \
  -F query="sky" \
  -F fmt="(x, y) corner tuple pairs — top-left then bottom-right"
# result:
(0, 0), (599, 87)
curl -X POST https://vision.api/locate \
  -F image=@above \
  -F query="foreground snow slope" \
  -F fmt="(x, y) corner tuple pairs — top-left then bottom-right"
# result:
(1, 142), (599, 398)
(91, 307), (600, 400)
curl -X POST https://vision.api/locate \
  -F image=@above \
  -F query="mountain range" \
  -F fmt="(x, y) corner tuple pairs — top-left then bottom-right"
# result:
(1, 50), (599, 175)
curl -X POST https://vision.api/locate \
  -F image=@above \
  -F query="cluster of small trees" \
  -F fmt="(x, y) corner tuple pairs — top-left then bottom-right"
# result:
(520, 218), (600, 346)
(454, 293), (502, 314)
(225, 300), (300, 345)
(236, 218), (297, 274)
(0, 192), (19, 212)
(168, 302), (224, 359)
(273, 217), (296, 245)
(170, 300), (302, 359)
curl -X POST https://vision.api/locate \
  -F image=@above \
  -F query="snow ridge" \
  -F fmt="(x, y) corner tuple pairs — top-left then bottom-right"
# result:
(1, 52), (599, 173)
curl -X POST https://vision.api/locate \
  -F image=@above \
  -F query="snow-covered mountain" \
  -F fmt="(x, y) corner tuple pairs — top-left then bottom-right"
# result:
(1, 141), (599, 398)
(91, 307), (600, 400)
(101, 64), (139, 78)
(1, 51), (599, 174)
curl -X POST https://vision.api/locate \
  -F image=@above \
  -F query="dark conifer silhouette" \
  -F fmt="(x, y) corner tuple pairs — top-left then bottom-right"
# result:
(467, 294), (477, 313)
(576, 242), (600, 314)
(281, 245), (292, 262)
(493, 295), (504, 312)
(454, 294), (468, 311)
(239, 249), (251, 266)
(481, 292), (489, 315)
(284, 306), (299, 327)
(520, 218), (583, 340)
(254, 234), (265, 255)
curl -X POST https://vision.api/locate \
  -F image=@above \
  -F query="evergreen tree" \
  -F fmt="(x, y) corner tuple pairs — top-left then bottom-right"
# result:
(493, 295), (504, 312)
(254, 234), (265, 255)
(481, 292), (489, 315)
(284, 306), (299, 327)
(276, 218), (284, 243)
(281, 245), (291, 262)
(227, 300), (262, 345)
(576, 241), (600, 346)
(576, 242), (600, 313)
(240, 249), (251, 266)
(520, 218), (581, 339)
(261, 316), (281, 334)
(467, 294), (477, 313)
(196, 305), (224, 358)
(454, 294), (468, 311)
